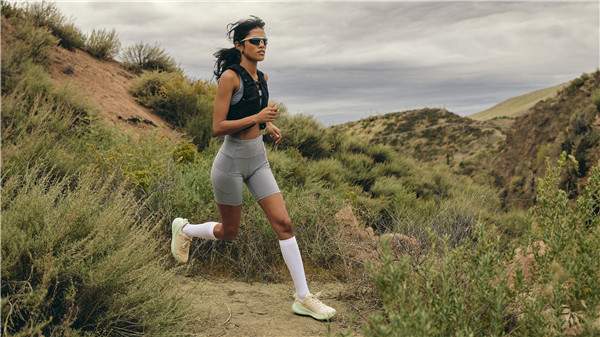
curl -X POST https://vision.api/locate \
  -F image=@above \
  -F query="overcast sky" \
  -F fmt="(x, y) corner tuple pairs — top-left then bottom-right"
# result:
(52, 0), (599, 126)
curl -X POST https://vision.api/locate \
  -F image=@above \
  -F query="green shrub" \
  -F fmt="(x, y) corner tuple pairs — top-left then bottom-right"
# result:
(130, 70), (214, 143)
(592, 88), (600, 112)
(121, 42), (178, 73)
(1, 0), (22, 18)
(22, 0), (64, 28)
(370, 176), (410, 199)
(172, 141), (197, 164)
(305, 157), (346, 187)
(52, 21), (86, 50)
(84, 28), (120, 60)
(337, 153), (377, 191)
(364, 154), (600, 337)
(20, 1), (86, 50)
(1, 164), (196, 336)
(275, 112), (332, 159)
(367, 143), (396, 163)
(10, 17), (58, 66)
(1, 63), (98, 181)
(340, 137), (370, 155)
(373, 157), (415, 178)
(267, 147), (307, 188)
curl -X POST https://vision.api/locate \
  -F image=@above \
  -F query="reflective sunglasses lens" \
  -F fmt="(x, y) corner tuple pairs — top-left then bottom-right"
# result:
(249, 38), (267, 46)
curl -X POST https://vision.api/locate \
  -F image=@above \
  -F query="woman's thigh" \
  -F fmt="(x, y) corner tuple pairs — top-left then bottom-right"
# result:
(211, 150), (243, 206)
(245, 153), (281, 203)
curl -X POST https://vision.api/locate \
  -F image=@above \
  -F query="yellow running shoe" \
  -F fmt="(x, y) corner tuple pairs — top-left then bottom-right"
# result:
(171, 217), (192, 264)
(292, 291), (337, 321)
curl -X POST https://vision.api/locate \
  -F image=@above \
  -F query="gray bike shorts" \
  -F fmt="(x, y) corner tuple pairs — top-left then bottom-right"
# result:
(210, 134), (281, 206)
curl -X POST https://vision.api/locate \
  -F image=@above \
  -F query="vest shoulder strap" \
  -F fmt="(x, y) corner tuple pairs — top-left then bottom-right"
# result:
(228, 64), (255, 85)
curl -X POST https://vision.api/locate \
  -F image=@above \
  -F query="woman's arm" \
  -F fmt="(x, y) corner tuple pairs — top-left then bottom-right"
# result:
(212, 70), (259, 137)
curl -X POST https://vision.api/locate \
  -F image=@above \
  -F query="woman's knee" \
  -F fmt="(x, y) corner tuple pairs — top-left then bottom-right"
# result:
(275, 217), (294, 236)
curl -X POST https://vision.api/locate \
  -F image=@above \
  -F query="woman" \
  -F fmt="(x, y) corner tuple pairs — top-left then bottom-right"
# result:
(170, 16), (337, 321)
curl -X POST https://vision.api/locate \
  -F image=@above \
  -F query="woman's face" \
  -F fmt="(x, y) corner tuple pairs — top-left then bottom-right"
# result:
(236, 27), (266, 62)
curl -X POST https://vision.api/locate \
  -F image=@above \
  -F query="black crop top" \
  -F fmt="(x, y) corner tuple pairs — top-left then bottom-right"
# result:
(226, 64), (269, 130)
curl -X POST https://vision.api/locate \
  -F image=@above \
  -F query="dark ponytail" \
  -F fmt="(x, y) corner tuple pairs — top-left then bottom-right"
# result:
(212, 15), (265, 80)
(213, 47), (241, 80)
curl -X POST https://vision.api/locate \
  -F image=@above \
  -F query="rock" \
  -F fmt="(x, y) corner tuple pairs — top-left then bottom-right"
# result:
(334, 205), (379, 265)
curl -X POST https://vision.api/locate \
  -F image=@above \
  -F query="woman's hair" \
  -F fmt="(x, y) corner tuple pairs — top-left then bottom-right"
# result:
(212, 15), (266, 80)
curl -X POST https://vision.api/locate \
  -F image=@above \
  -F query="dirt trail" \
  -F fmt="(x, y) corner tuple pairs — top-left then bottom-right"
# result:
(176, 274), (370, 337)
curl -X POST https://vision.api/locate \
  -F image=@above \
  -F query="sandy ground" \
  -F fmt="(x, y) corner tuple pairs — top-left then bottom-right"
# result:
(46, 45), (186, 143)
(175, 274), (371, 337)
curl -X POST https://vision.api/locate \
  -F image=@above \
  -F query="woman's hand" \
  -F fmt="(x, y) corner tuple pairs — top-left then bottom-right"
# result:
(266, 121), (282, 145)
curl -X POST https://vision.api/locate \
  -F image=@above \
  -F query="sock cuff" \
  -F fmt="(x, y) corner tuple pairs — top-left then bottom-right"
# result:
(278, 235), (297, 246)
(207, 221), (218, 240)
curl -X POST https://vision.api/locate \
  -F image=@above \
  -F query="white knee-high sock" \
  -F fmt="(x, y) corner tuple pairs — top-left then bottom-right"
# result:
(279, 236), (310, 300)
(182, 221), (219, 240)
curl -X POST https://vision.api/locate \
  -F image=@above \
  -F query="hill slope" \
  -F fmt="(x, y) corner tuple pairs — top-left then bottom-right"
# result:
(45, 38), (185, 142)
(331, 70), (600, 208)
(331, 107), (506, 176)
(468, 82), (569, 121)
(493, 70), (600, 208)
(1, 12), (188, 145)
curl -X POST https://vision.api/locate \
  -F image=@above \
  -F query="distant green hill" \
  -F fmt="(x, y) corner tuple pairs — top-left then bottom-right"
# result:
(468, 82), (569, 121)
(330, 108), (506, 182)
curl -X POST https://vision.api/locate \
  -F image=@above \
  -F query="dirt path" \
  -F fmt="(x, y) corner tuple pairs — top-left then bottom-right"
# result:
(176, 274), (370, 337)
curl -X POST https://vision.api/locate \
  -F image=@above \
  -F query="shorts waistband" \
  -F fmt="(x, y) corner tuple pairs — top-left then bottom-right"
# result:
(221, 134), (265, 158)
(224, 134), (263, 143)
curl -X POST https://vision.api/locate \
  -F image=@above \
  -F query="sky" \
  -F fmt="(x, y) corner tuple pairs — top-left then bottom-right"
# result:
(49, 0), (599, 126)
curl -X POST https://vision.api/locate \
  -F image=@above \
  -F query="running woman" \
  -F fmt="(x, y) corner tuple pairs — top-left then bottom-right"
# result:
(170, 16), (337, 321)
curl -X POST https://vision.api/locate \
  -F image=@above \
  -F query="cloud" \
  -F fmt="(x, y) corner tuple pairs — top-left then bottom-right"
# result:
(53, 1), (599, 125)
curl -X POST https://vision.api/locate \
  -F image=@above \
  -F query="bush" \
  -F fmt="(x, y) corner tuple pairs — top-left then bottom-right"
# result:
(305, 157), (346, 187)
(1, 63), (96, 181)
(121, 42), (178, 73)
(21, 0), (86, 50)
(130, 71), (213, 133)
(370, 176), (410, 199)
(337, 153), (377, 192)
(363, 154), (600, 337)
(184, 114), (212, 151)
(275, 112), (332, 159)
(22, 0), (64, 28)
(592, 88), (600, 112)
(84, 28), (120, 60)
(52, 21), (86, 50)
(340, 137), (370, 155)
(10, 17), (58, 66)
(1, 0), (22, 19)
(373, 157), (415, 178)
(172, 141), (197, 164)
(367, 143), (396, 163)
(1, 164), (196, 336)
(267, 147), (307, 188)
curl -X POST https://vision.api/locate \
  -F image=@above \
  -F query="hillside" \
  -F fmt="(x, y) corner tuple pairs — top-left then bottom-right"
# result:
(468, 82), (569, 121)
(493, 70), (600, 208)
(331, 70), (600, 208)
(330, 108), (506, 177)
(0, 16), (185, 143)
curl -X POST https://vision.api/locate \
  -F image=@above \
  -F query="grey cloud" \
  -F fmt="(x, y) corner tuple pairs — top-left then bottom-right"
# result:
(53, 1), (598, 126)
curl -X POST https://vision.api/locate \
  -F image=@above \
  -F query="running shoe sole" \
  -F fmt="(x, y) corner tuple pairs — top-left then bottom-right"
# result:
(171, 217), (189, 263)
(292, 302), (336, 321)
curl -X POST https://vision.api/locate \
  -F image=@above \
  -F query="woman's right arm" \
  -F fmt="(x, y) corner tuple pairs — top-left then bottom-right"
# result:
(212, 70), (260, 137)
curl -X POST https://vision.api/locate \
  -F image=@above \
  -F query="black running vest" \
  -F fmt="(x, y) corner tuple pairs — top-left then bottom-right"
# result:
(226, 64), (268, 130)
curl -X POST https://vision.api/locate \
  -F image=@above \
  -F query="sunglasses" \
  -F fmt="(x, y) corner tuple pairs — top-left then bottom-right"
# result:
(240, 37), (268, 46)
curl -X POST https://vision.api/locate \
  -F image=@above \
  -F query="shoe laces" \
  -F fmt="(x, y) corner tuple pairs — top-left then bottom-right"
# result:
(179, 218), (192, 243)
(303, 291), (331, 312)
